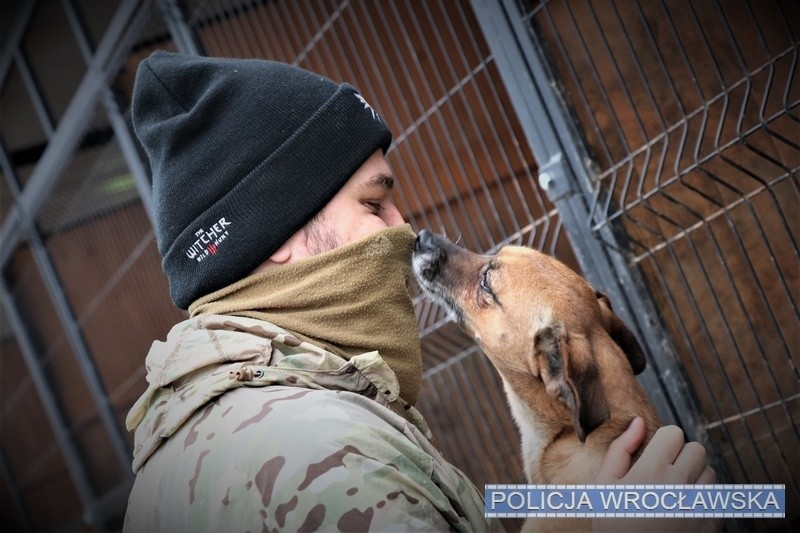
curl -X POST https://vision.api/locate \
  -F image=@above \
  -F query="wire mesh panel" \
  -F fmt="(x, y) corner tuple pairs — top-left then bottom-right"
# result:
(19, 0), (88, 127)
(519, 0), (799, 528)
(2, 241), (116, 527)
(1, 1), (176, 528)
(72, 0), (125, 49)
(35, 99), (184, 435)
(0, 334), (83, 530)
(0, 64), (49, 188)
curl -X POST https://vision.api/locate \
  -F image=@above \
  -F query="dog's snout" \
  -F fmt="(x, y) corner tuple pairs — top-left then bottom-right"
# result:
(415, 229), (437, 254)
(413, 230), (449, 286)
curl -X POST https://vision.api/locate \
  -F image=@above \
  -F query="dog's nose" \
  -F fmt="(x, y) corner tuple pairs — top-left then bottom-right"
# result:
(415, 229), (437, 253)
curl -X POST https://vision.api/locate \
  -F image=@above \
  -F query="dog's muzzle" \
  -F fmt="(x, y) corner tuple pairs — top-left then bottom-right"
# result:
(412, 230), (471, 326)
(412, 230), (448, 285)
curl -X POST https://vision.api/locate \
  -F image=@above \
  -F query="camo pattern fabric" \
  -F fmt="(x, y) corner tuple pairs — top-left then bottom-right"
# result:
(123, 314), (497, 532)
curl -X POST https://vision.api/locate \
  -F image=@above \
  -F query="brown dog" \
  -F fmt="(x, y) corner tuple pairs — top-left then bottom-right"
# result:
(412, 230), (661, 488)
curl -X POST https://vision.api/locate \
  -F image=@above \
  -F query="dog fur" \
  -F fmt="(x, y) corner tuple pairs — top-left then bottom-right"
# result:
(412, 231), (661, 529)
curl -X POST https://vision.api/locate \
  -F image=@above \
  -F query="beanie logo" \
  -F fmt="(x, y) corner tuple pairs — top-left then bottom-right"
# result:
(355, 93), (381, 123)
(186, 217), (232, 262)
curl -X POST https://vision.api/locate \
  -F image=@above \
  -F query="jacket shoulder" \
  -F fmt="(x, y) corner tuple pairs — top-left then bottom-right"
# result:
(127, 386), (487, 531)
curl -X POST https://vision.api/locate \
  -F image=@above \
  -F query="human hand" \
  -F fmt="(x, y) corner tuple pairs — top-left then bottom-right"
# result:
(592, 417), (720, 532)
(596, 417), (715, 485)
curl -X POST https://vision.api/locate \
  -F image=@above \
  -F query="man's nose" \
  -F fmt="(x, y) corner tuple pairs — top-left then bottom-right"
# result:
(385, 202), (406, 227)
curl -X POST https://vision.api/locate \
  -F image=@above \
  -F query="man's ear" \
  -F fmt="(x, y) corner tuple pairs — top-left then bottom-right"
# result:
(252, 237), (296, 274)
(533, 321), (610, 442)
(251, 245), (290, 274)
(595, 292), (646, 375)
(268, 242), (292, 264)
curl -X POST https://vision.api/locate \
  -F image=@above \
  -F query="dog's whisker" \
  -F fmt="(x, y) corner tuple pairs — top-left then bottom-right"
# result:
(454, 233), (463, 245)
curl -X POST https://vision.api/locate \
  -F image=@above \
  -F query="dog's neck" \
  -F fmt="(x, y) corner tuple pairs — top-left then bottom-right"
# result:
(498, 334), (660, 484)
(501, 377), (561, 483)
(500, 370), (579, 484)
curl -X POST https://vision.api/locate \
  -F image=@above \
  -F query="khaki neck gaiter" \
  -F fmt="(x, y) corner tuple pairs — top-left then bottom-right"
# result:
(189, 224), (423, 404)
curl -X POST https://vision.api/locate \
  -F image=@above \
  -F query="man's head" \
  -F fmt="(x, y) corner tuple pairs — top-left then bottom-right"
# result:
(132, 52), (396, 308)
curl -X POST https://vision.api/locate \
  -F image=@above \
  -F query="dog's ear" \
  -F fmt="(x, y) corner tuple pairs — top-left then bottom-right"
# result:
(595, 292), (646, 375)
(533, 322), (610, 442)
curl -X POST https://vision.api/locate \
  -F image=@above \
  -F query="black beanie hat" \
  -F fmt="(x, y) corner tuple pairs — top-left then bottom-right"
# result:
(131, 51), (392, 309)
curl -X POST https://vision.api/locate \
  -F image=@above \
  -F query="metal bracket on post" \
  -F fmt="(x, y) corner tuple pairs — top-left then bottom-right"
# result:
(536, 153), (573, 202)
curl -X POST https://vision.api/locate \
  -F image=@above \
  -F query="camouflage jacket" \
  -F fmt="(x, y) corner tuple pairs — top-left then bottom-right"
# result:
(123, 314), (495, 532)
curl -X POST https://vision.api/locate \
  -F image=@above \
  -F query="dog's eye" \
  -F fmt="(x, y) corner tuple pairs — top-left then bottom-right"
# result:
(480, 269), (492, 293)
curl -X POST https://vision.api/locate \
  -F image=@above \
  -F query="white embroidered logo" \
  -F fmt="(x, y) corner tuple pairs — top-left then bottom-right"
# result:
(355, 93), (381, 123)
(185, 217), (232, 263)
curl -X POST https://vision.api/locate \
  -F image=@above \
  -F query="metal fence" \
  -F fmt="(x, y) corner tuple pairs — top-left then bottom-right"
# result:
(475, 0), (798, 530)
(0, 0), (796, 530)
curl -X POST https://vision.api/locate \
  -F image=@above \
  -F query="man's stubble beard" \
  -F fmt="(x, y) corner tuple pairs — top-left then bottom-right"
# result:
(303, 211), (342, 256)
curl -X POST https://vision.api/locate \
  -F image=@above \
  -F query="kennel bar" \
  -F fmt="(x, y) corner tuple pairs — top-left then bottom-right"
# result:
(0, 0), (36, 86)
(12, 48), (56, 138)
(4, 0), (161, 478)
(0, 449), (33, 532)
(0, 0), (157, 526)
(157, 0), (205, 55)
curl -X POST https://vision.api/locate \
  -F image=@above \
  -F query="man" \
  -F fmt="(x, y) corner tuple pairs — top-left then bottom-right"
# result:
(124, 52), (713, 531)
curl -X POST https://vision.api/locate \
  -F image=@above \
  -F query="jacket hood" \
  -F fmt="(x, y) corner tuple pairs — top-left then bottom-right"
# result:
(126, 315), (429, 473)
